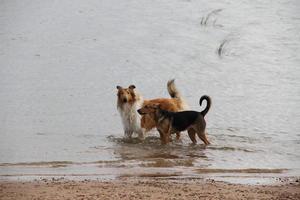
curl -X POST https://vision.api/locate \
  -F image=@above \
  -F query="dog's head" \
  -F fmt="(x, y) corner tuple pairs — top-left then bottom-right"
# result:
(137, 103), (160, 115)
(116, 85), (136, 104)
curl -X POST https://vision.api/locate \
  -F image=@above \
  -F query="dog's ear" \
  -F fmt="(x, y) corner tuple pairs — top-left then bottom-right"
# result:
(116, 86), (122, 90)
(129, 85), (136, 90)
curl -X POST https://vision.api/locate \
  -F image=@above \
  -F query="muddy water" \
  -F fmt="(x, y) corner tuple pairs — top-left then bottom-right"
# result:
(0, 0), (299, 184)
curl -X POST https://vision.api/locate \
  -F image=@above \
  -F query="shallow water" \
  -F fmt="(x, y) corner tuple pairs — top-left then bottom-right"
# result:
(0, 0), (299, 184)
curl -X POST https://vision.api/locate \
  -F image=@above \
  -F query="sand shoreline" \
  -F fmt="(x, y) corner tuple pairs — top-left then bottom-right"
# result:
(1, 177), (299, 200)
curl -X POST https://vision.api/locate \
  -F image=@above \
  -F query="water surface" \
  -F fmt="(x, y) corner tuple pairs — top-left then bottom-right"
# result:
(0, 0), (299, 184)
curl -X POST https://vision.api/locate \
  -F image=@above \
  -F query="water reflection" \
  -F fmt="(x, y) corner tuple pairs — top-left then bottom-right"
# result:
(108, 135), (210, 169)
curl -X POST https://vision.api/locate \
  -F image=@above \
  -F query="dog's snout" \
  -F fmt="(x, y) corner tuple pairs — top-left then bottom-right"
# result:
(123, 98), (127, 103)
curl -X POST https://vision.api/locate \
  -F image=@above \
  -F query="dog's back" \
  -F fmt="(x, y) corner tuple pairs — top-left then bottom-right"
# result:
(168, 95), (211, 132)
(167, 111), (199, 132)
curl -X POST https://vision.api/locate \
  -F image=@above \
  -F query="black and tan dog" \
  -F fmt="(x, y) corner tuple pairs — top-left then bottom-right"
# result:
(138, 95), (211, 145)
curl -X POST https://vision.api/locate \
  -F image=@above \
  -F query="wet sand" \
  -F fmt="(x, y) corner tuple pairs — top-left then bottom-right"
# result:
(1, 178), (299, 200)
(1, 1), (299, 199)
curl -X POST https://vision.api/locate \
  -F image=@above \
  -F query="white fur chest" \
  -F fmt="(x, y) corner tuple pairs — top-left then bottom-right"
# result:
(118, 100), (143, 133)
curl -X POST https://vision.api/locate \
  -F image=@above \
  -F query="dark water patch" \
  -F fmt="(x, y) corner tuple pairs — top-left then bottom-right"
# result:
(36, 132), (47, 136)
(90, 160), (123, 165)
(119, 172), (182, 178)
(107, 135), (194, 150)
(50, 164), (69, 168)
(141, 136), (163, 145)
(97, 164), (127, 168)
(143, 153), (180, 159)
(108, 135), (213, 149)
(186, 153), (208, 159)
(107, 135), (161, 145)
(195, 168), (286, 174)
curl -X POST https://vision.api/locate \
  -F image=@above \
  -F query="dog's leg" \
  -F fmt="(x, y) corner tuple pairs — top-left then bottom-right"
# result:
(158, 130), (163, 143)
(163, 134), (169, 144)
(187, 128), (197, 144)
(175, 132), (181, 141)
(202, 133), (210, 145)
(158, 129), (167, 145)
(125, 130), (133, 139)
(168, 135), (173, 142)
(204, 133), (210, 145)
(164, 122), (173, 144)
(137, 129), (145, 141)
(194, 119), (210, 145)
(195, 128), (210, 145)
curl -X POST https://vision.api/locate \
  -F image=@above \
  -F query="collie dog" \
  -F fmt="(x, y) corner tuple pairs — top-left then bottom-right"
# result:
(116, 80), (188, 139)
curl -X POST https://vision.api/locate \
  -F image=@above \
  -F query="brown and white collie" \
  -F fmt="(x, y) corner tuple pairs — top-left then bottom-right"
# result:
(116, 79), (188, 139)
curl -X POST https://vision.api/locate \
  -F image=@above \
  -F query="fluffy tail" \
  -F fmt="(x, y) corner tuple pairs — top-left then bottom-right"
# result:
(167, 79), (189, 110)
(167, 79), (181, 98)
(199, 95), (211, 117)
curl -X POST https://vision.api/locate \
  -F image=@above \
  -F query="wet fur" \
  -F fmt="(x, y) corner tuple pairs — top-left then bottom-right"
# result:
(116, 80), (188, 139)
(137, 95), (211, 145)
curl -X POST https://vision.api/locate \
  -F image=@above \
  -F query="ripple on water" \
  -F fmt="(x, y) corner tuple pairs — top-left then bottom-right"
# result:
(0, 161), (74, 168)
(207, 146), (257, 153)
(140, 158), (194, 168)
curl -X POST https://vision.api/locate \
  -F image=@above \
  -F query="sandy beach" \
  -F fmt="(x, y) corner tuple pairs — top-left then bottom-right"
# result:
(1, 178), (300, 200)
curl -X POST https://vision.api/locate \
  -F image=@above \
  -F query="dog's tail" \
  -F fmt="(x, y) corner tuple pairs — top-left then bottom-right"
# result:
(167, 79), (189, 110)
(199, 95), (211, 117)
(167, 79), (180, 98)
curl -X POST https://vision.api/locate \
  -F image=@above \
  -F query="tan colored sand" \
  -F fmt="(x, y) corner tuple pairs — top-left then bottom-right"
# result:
(0, 178), (299, 200)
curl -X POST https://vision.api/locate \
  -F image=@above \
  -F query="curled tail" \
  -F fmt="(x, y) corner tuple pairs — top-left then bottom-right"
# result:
(199, 95), (211, 117)
(167, 79), (189, 110)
